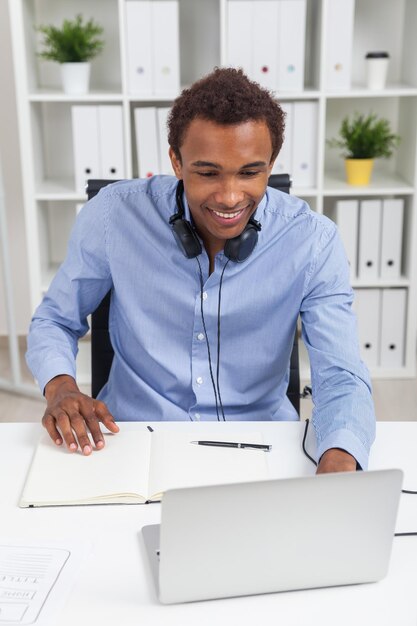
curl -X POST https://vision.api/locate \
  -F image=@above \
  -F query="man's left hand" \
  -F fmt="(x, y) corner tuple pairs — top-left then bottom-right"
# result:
(316, 448), (357, 474)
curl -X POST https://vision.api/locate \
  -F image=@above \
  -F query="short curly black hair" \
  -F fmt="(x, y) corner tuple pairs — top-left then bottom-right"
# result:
(167, 67), (285, 163)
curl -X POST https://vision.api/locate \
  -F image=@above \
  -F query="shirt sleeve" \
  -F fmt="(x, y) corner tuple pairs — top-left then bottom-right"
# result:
(26, 190), (113, 394)
(300, 221), (376, 470)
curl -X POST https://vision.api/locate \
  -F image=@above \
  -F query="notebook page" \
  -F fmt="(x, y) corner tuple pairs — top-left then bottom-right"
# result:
(19, 431), (151, 506)
(148, 432), (269, 498)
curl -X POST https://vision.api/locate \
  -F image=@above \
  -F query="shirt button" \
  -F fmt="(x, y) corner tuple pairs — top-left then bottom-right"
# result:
(194, 413), (201, 421)
(196, 377), (203, 385)
(197, 333), (205, 341)
(202, 292), (208, 300)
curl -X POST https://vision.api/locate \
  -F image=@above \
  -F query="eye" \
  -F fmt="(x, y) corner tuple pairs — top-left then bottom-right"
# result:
(240, 170), (259, 177)
(196, 171), (218, 177)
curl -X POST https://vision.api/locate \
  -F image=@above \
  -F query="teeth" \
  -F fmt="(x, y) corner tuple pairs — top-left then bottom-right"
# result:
(212, 209), (243, 219)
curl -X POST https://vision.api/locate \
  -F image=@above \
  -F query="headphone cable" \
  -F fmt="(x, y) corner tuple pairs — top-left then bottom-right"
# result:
(216, 259), (230, 421)
(195, 256), (221, 421)
(302, 418), (417, 498)
(302, 418), (417, 536)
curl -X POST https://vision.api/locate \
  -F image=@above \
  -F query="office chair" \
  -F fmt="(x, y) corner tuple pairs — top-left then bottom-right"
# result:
(86, 173), (301, 414)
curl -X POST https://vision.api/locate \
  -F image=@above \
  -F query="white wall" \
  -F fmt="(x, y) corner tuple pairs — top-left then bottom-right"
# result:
(0, 0), (32, 335)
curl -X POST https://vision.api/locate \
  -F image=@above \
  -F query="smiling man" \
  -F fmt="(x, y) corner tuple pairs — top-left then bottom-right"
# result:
(26, 68), (375, 472)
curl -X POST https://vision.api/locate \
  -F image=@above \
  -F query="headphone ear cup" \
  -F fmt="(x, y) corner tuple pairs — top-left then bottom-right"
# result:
(171, 218), (203, 259)
(224, 221), (260, 262)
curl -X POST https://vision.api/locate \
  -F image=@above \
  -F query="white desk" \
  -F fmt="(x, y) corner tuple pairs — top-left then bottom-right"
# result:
(1, 421), (417, 626)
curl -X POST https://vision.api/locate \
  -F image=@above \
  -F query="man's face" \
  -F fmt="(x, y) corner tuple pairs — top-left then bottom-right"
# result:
(169, 118), (274, 255)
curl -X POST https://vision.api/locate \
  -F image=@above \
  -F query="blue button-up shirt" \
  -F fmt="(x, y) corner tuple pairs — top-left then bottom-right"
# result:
(26, 176), (375, 468)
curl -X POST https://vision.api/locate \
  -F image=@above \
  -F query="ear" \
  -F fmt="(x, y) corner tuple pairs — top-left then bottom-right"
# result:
(169, 147), (182, 179)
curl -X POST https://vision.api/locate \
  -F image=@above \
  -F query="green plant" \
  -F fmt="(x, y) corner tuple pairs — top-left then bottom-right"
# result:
(37, 14), (104, 63)
(327, 112), (400, 159)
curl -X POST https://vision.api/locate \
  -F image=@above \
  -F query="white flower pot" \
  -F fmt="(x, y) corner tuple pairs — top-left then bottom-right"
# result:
(60, 62), (91, 95)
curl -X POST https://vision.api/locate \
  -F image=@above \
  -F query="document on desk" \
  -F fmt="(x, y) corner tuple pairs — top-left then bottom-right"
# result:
(19, 430), (269, 507)
(0, 540), (87, 625)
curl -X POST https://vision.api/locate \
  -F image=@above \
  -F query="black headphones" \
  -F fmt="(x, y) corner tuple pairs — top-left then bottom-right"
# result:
(169, 180), (261, 262)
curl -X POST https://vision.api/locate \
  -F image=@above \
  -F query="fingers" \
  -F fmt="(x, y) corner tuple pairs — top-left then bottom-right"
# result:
(41, 393), (119, 455)
(68, 412), (95, 455)
(42, 413), (63, 446)
(93, 400), (119, 433)
(44, 410), (80, 453)
(78, 398), (105, 451)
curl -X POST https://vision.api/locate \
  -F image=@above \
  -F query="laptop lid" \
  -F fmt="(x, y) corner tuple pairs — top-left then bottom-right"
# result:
(142, 469), (403, 604)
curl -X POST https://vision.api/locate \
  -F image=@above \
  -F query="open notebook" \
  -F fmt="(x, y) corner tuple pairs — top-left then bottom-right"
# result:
(19, 430), (269, 507)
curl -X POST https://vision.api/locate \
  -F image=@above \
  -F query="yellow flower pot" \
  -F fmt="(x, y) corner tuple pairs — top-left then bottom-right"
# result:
(345, 158), (374, 185)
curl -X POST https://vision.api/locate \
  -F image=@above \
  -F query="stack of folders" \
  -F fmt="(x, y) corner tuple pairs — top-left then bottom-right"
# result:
(272, 101), (317, 188)
(227, 0), (355, 93)
(335, 198), (406, 369)
(125, 0), (180, 97)
(227, 0), (307, 93)
(71, 105), (125, 195)
(134, 107), (172, 179)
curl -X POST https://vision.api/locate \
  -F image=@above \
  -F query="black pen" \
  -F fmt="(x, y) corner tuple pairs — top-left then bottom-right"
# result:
(190, 440), (271, 451)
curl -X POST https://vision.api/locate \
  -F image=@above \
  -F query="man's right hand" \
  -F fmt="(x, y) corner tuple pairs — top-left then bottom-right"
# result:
(42, 375), (119, 455)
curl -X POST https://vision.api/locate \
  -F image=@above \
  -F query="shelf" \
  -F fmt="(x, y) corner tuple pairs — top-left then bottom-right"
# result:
(128, 93), (178, 103)
(291, 187), (318, 198)
(352, 279), (410, 289)
(35, 179), (86, 201)
(29, 89), (124, 103)
(128, 87), (322, 104)
(28, 88), (325, 106)
(325, 84), (417, 99)
(274, 88), (321, 101)
(323, 171), (414, 196)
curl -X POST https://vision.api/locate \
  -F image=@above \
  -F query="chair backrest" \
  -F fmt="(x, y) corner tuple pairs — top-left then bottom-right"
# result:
(87, 174), (300, 415)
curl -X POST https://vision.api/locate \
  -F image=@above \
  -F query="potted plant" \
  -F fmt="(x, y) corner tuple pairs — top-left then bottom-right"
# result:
(37, 15), (104, 95)
(327, 112), (400, 185)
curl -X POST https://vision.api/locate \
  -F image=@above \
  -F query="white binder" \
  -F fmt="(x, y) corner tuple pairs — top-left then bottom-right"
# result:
(380, 198), (404, 280)
(358, 199), (381, 280)
(252, 1), (279, 89)
(352, 288), (381, 368)
(157, 107), (172, 175)
(134, 107), (159, 179)
(98, 106), (125, 180)
(334, 199), (358, 280)
(227, 1), (253, 77)
(277, 0), (306, 92)
(291, 101), (317, 188)
(152, 1), (180, 95)
(272, 102), (293, 175)
(72, 106), (100, 194)
(380, 288), (406, 368)
(324, 0), (355, 91)
(125, 1), (153, 95)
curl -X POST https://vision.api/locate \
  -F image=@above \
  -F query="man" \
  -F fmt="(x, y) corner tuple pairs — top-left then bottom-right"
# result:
(26, 68), (375, 472)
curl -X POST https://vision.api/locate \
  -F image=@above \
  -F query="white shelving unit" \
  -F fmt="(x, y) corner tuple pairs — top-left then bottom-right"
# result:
(8, 0), (417, 381)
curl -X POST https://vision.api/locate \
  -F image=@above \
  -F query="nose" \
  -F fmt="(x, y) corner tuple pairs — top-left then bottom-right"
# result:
(213, 179), (246, 210)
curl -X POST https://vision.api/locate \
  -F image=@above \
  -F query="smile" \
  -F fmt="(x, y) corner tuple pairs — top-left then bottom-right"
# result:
(211, 208), (244, 219)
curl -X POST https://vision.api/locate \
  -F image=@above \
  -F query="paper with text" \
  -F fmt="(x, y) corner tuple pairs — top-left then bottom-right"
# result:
(0, 540), (87, 625)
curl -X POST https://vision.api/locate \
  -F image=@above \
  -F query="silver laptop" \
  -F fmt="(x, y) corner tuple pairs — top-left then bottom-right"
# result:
(142, 469), (403, 604)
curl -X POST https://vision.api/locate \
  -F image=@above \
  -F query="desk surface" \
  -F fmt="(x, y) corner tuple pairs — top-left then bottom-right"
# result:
(1, 421), (417, 626)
